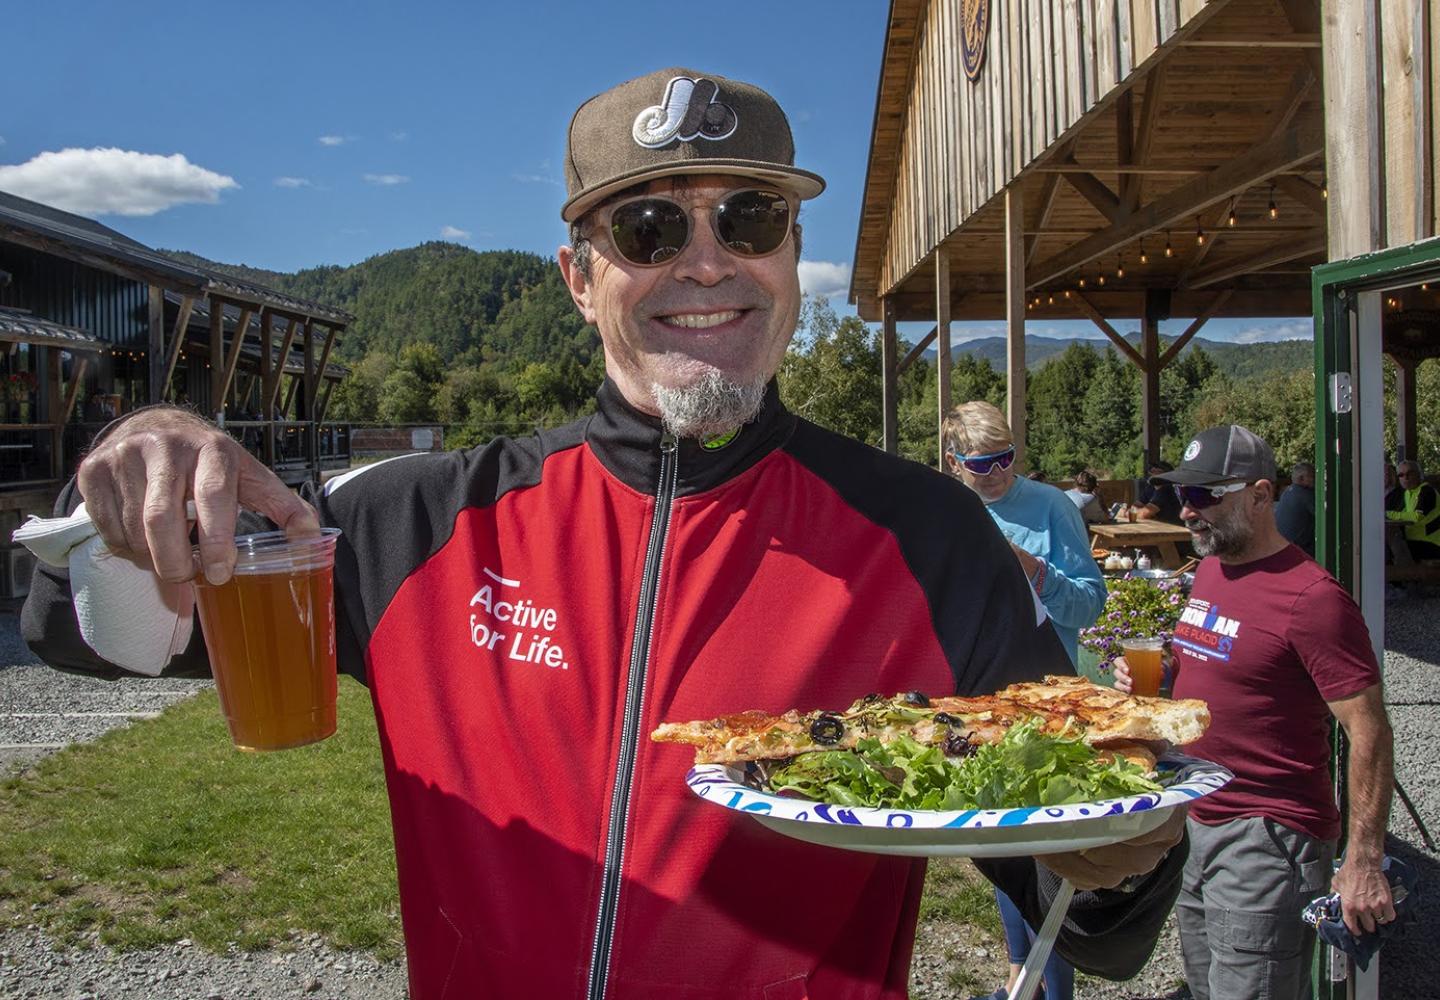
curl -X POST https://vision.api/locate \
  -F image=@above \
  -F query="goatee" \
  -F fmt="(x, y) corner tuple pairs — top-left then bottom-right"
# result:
(651, 371), (766, 440)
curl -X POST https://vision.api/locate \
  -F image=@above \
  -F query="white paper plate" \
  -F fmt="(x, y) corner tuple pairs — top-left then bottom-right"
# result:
(685, 752), (1231, 858)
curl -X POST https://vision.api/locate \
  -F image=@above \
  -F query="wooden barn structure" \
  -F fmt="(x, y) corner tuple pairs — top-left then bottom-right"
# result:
(0, 190), (354, 499)
(852, 3), (1440, 995)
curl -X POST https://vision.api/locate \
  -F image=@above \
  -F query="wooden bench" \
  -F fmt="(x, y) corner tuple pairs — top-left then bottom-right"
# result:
(1386, 560), (1440, 583)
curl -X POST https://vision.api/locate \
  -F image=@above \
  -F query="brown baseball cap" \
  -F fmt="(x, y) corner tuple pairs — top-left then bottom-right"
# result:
(561, 67), (826, 222)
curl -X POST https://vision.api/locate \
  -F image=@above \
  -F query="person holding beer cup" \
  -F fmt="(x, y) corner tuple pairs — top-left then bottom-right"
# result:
(1113, 424), (1395, 1000)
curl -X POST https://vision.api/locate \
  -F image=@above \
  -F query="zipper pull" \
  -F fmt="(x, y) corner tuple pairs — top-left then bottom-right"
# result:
(660, 432), (677, 455)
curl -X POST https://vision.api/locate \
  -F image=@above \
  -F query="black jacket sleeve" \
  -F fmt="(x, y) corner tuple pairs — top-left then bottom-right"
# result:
(975, 831), (1188, 979)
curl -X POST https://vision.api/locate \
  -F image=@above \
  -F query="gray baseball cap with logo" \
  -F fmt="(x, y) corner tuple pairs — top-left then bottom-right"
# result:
(562, 67), (826, 222)
(1154, 424), (1278, 486)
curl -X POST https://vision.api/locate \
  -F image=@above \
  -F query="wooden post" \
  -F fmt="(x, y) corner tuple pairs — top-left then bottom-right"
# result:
(1395, 356), (1419, 462)
(160, 294), (197, 401)
(882, 297), (898, 455)
(209, 299), (224, 421)
(935, 247), (952, 467)
(147, 285), (166, 405)
(1322, 0), (1384, 257)
(1005, 187), (1027, 469)
(259, 311), (274, 467)
(302, 318), (317, 480)
(48, 345), (64, 479)
(1141, 290), (1165, 467)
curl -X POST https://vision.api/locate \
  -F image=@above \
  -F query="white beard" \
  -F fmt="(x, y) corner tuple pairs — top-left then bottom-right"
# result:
(651, 370), (766, 440)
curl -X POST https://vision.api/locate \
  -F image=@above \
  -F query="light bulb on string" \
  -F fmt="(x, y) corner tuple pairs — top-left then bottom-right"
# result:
(1117, 256), (1125, 279)
(1268, 185), (1279, 220)
(1164, 232), (1173, 258)
(1138, 242), (1148, 265)
(1321, 175), (1328, 200)
(1048, 294), (1055, 304)
(1078, 277), (1086, 288)
(1097, 273), (1106, 286)
(1195, 216), (1206, 246)
(1227, 207), (1237, 228)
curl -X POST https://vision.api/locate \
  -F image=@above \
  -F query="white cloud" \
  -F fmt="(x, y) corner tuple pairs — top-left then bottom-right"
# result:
(0, 147), (237, 216)
(389, 130), (408, 142)
(440, 225), (471, 240)
(1229, 320), (1314, 344)
(0, 136), (6, 146)
(798, 260), (851, 300)
(273, 176), (312, 188)
(363, 173), (409, 186)
(512, 172), (563, 188)
(318, 135), (348, 146)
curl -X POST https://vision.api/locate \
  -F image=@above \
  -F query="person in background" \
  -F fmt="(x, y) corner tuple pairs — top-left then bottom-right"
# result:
(945, 401), (1108, 1000)
(24, 67), (1187, 1000)
(1387, 460), (1440, 561)
(1113, 424), (1394, 1000)
(1131, 459), (1183, 522)
(1065, 469), (1110, 525)
(1275, 460), (1316, 556)
(1027, 470), (1047, 483)
(1383, 461), (1405, 512)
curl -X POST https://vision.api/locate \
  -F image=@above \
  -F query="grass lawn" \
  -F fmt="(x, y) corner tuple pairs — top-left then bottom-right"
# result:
(0, 677), (402, 957)
(0, 676), (1002, 975)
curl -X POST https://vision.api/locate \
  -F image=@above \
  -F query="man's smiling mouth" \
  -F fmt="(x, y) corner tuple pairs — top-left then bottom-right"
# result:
(659, 310), (744, 329)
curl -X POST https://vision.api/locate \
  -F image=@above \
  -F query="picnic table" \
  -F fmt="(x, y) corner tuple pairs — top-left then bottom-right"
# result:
(1089, 521), (1192, 569)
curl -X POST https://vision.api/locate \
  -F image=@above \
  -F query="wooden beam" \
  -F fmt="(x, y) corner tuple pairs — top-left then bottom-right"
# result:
(1062, 161), (1124, 222)
(898, 325), (938, 374)
(1005, 188), (1026, 469)
(1071, 292), (1146, 370)
(313, 324), (340, 389)
(160, 294), (197, 402)
(935, 247), (952, 466)
(1141, 293), (1163, 467)
(1129, 66), (1167, 214)
(1278, 0), (1328, 89)
(1116, 90), (1136, 214)
(1026, 172), (1063, 266)
(1029, 122), (1324, 288)
(1274, 174), (1328, 217)
(217, 307), (255, 412)
(147, 285), (165, 405)
(282, 374), (299, 419)
(62, 356), (90, 424)
(1176, 195), (1240, 286)
(1182, 232), (1328, 289)
(209, 298), (224, 418)
(1180, 33), (1322, 48)
(881, 298), (898, 455)
(316, 377), (337, 427)
(1029, 165), (1204, 175)
(265, 317), (300, 415)
(1159, 290), (1235, 367)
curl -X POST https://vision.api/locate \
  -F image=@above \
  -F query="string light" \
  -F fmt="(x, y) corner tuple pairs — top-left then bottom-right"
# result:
(1078, 277), (1087, 288)
(1195, 216), (1206, 246)
(1048, 294), (1055, 305)
(1227, 207), (1237, 228)
(1164, 232), (1174, 258)
(1138, 241), (1149, 265)
(1063, 290), (1071, 299)
(1116, 256), (1125, 279)
(1268, 185), (1279, 220)
(1321, 175), (1328, 200)
(1097, 273), (1106, 286)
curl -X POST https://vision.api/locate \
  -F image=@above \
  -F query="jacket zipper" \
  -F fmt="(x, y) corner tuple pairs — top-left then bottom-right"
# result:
(585, 431), (678, 1000)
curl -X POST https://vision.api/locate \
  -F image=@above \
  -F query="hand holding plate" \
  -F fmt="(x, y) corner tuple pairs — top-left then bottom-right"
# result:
(1035, 806), (1187, 891)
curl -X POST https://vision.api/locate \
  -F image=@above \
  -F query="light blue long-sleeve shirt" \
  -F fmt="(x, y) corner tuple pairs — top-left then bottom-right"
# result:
(981, 475), (1108, 664)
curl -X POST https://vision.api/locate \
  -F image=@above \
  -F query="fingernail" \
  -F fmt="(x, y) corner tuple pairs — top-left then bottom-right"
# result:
(205, 562), (229, 585)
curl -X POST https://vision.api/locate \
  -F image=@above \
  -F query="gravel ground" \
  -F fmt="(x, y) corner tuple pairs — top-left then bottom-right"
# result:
(1, 593), (1436, 1000)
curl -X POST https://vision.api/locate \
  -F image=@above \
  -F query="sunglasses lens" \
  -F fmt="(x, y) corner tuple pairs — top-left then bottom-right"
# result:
(962, 449), (1015, 475)
(714, 190), (791, 256)
(610, 199), (689, 265)
(1175, 485), (1220, 509)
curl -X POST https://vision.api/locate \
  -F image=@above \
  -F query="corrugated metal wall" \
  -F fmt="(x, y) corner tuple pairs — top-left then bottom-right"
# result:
(0, 244), (149, 345)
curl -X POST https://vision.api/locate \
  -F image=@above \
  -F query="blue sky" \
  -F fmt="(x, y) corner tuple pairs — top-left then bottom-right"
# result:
(2, 0), (1305, 344)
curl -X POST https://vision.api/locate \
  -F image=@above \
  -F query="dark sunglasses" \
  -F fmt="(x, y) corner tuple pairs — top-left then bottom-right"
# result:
(602, 188), (794, 267)
(952, 446), (1016, 476)
(1174, 481), (1249, 510)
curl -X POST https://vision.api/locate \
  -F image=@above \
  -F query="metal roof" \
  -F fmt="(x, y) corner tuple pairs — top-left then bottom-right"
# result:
(0, 190), (354, 324)
(0, 306), (105, 352)
(162, 291), (349, 379)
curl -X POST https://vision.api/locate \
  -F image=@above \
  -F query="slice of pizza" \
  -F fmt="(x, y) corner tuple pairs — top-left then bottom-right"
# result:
(650, 678), (1207, 766)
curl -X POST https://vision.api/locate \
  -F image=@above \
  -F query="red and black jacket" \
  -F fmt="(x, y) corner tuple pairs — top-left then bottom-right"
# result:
(25, 380), (1184, 999)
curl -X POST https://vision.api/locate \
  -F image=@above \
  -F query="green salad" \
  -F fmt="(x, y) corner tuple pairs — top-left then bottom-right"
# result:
(765, 719), (1162, 810)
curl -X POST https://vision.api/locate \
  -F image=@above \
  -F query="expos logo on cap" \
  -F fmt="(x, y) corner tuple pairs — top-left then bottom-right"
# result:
(632, 76), (738, 148)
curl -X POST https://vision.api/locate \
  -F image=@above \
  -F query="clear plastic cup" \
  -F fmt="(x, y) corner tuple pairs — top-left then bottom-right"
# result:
(192, 528), (341, 751)
(1120, 636), (1165, 698)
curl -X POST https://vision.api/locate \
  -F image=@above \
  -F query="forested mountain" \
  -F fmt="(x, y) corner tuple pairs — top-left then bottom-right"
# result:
(931, 334), (1311, 380)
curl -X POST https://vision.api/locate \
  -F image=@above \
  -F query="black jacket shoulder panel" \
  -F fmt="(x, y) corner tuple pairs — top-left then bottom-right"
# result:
(780, 419), (1071, 695)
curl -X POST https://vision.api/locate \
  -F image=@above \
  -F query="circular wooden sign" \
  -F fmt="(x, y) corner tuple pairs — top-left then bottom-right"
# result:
(962, 0), (992, 81)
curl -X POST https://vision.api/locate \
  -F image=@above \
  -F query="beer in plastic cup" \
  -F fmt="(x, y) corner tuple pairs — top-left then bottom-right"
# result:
(192, 528), (341, 751)
(1120, 636), (1165, 698)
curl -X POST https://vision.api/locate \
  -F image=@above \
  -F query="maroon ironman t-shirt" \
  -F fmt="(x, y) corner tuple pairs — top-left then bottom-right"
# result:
(1171, 544), (1380, 841)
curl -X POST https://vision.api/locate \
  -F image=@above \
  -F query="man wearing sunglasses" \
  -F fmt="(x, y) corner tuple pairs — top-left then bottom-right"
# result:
(1113, 424), (1394, 1000)
(26, 68), (1185, 999)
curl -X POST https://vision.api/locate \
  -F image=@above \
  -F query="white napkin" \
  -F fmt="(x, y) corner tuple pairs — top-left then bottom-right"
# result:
(12, 503), (195, 676)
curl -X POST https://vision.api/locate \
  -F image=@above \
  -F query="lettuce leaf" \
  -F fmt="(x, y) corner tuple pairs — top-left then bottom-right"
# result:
(766, 719), (1161, 810)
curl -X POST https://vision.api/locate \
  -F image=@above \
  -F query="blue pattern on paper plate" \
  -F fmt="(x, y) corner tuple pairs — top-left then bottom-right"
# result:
(686, 753), (1231, 831)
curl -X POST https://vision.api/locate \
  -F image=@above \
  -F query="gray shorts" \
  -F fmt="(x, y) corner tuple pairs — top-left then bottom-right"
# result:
(1178, 815), (1336, 1000)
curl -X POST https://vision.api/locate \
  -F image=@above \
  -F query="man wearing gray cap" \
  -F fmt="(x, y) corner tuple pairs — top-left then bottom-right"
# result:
(27, 69), (1182, 998)
(1113, 424), (1395, 1000)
